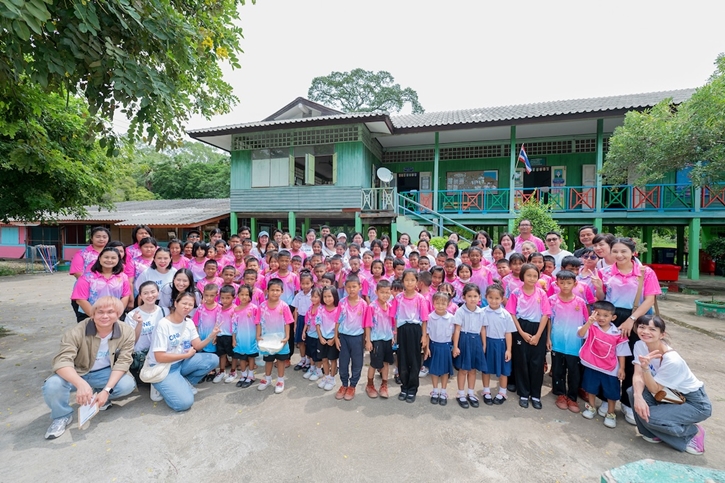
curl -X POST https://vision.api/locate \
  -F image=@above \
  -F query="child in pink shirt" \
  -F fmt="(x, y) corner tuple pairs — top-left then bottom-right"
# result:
(256, 279), (295, 394)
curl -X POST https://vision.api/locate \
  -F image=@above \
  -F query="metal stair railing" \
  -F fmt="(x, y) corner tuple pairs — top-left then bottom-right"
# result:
(397, 193), (477, 242)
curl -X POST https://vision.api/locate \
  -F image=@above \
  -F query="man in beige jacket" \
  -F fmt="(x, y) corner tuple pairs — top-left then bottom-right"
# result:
(42, 296), (136, 440)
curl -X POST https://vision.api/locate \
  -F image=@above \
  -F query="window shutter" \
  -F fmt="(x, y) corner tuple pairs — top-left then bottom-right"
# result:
(289, 155), (295, 186)
(305, 154), (315, 185)
(332, 153), (338, 185)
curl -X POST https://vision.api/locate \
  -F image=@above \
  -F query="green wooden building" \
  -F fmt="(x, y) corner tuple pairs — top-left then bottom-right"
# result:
(188, 91), (725, 279)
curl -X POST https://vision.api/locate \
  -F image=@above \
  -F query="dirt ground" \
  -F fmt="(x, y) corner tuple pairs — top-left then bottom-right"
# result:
(0, 273), (723, 482)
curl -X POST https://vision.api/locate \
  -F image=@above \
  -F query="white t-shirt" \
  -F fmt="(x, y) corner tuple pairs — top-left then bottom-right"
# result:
(632, 341), (703, 394)
(91, 333), (112, 371)
(124, 306), (166, 352)
(134, 268), (177, 295)
(542, 249), (573, 275)
(147, 317), (200, 366)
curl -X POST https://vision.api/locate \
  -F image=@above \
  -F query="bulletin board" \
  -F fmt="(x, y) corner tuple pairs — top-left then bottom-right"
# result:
(446, 170), (499, 190)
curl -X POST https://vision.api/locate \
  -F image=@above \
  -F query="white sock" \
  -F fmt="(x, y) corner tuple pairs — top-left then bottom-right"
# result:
(483, 387), (491, 394)
(532, 397), (541, 402)
(432, 388), (440, 395)
(440, 389), (447, 396)
(468, 389), (475, 397)
(457, 390), (466, 398)
(498, 388), (507, 397)
(277, 376), (284, 383)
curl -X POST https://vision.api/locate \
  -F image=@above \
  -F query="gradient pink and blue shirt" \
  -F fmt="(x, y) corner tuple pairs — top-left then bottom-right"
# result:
(257, 300), (294, 354)
(232, 303), (260, 355)
(505, 286), (552, 322)
(369, 299), (396, 341)
(394, 292), (430, 327)
(192, 304), (221, 352)
(337, 297), (372, 336)
(548, 294), (588, 356)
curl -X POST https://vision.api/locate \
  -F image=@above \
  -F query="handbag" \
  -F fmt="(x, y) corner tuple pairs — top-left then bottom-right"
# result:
(139, 318), (187, 383)
(654, 387), (686, 404)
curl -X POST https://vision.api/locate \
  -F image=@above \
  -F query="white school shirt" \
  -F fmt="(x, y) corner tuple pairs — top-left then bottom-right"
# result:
(482, 306), (516, 340)
(632, 342), (703, 394)
(291, 290), (313, 316)
(427, 311), (455, 344)
(453, 305), (488, 334)
(125, 306), (166, 352)
(147, 317), (200, 366)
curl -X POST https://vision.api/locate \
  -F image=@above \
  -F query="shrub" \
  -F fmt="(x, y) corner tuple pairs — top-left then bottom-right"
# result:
(513, 195), (566, 249)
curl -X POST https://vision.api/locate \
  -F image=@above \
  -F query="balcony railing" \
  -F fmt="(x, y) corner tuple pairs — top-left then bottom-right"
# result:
(361, 187), (397, 211)
(392, 183), (725, 215)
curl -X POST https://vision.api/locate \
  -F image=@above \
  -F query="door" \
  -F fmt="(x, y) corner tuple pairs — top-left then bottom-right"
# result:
(581, 164), (596, 211)
(419, 171), (432, 209)
(523, 166), (551, 204)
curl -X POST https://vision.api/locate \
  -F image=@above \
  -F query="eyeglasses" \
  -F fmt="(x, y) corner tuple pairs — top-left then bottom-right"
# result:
(545, 238), (559, 242)
(581, 254), (598, 260)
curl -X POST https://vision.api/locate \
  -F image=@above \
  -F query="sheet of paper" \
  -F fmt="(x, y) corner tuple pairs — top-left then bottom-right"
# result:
(78, 394), (99, 429)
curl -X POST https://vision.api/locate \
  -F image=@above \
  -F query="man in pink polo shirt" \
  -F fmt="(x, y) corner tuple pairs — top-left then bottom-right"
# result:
(514, 219), (545, 254)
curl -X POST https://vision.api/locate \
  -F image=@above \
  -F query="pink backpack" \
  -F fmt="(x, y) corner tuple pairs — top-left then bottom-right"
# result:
(579, 325), (627, 372)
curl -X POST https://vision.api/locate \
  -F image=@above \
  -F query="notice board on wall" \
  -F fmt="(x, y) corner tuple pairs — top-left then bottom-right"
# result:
(446, 170), (499, 190)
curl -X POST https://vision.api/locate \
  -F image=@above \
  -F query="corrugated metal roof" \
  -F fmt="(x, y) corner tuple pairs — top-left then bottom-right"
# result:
(54, 199), (229, 227)
(392, 88), (695, 129)
(187, 89), (695, 136)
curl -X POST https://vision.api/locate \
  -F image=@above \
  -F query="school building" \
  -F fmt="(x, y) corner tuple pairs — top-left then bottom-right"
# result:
(184, 91), (720, 281)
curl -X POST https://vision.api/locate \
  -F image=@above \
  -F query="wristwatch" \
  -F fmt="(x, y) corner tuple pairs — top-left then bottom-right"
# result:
(103, 386), (114, 395)
(629, 316), (636, 321)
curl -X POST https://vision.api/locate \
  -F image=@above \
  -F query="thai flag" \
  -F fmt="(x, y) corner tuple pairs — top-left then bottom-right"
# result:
(518, 144), (532, 174)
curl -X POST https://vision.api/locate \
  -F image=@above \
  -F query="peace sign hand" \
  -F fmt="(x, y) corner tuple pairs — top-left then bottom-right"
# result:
(638, 350), (662, 368)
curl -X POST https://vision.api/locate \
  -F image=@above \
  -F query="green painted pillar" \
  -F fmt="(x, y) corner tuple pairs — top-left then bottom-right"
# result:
(354, 212), (362, 234)
(687, 218), (700, 280)
(304, 218), (311, 236)
(250, 218), (257, 239)
(433, 132), (440, 212)
(508, 126), (517, 214)
(230, 212), (238, 236)
(595, 118), (604, 213)
(390, 221), (398, 245)
(288, 211), (296, 237)
(642, 226), (653, 264)
(277, 220), (283, 231)
(676, 225), (685, 268)
(593, 218), (603, 233)
(567, 226), (577, 252)
(507, 218), (515, 233)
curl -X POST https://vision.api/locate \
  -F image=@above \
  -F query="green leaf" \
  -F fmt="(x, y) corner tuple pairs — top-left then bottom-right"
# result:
(12, 19), (30, 40)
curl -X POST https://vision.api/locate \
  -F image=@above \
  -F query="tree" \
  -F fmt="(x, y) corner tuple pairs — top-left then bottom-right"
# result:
(513, 196), (565, 248)
(308, 69), (424, 114)
(0, 81), (120, 223)
(602, 54), (725, 187)
(0, 0), (253, 151)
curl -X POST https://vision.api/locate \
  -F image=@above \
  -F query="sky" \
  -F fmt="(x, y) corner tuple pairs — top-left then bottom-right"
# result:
(158, 0), (725, 133)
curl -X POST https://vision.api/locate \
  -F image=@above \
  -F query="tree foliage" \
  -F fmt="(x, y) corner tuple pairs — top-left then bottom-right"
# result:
(0, 0), (252, 151)
(308, 69), (424, 114)
(124, 141), (230, 199)
(602, 54), (725, 187)
(513, 196), (565, 248)
(0, 81), (119, 222)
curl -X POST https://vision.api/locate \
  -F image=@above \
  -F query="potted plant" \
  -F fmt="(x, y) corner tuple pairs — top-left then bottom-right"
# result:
(695, 295), (725, 319)
(703, 237), (725, 276)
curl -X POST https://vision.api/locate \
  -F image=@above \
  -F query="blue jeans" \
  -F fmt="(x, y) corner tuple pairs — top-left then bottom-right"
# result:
(42, 367), (137, 420)
(152, 353), (219, 412)
(627, 386), (712, 452)
(338, 334), (363, 387)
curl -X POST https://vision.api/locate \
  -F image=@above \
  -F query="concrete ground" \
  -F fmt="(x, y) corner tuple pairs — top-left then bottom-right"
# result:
(0, 273), (723, 482)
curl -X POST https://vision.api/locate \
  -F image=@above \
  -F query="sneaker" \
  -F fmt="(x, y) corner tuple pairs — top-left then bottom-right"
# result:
(224, 372), (237, 384)
(604, 412), (617, 428)
(303, 367), (313, 379)
(366, 384), (379, 399)
(257, 377), (272, 391)
(317, 375), (328, 389)
(99, 399), (112, 411)
(378, 382), (389, 399)
(642, 435), (662, 444)
(685, 425), (705, 455)
(582, 403), (596, 419)
(212, 372), (225, 384)
(418, 367), (429, 377)
(45, 415), (73, 440)
(323, 376), (335, 391)
(150, 385), (163, 402)
(274, 381), (285, 394)
(294, 360), (306, 371)
(598, 402), (609, 418)
(309, 369), (321, 382)
(621, 404), (636, 425)
(344, 386), (356, 401)
(567, 398), (580, 413)
(555, 394), (569, 410)
(335, 386), (347, 400)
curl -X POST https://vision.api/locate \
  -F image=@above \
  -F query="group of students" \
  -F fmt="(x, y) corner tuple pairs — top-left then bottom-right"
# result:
(64, 222), (711, 455)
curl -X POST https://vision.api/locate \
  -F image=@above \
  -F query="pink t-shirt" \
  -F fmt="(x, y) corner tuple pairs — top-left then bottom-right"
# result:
(187, 258), (208, 282)
(470, 265), (494, 294)
(394, 292), (430, 327)
(171, 257), (189, 271)
(289, 249), (307, 261)
(548, 281), (596, 304)
(69, 245), (101, 276)
(71, 272), (131, 312)
(452, 278), (471, 305)
(369, 299), (396, 341)
(196, 276), (223, 294)
(337, 297), (372, 336)
(316, 305), (341, 339)
(216, 305), (235, 336)
(125, 243), (141, 262)
(266, 271), (299, 305)
(192, 304), (221, 346)
(122, 259), (135, 281)
(232, 261), (246, 283)
(447, 301), (459, 315)
(514, 234), (545, 253)
(304, 305), (320, 337)
(602, 263), (661, 309)
(502, 273), (524, 298)
(257, 300), (294, 342)
(549, 294), (588, 356)
(505, 286), (552, 322)
(131, 256), (153, 279)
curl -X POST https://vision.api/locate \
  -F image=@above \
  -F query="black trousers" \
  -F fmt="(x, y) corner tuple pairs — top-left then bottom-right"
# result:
(613, 307), (639, 408)
(513, 319), (546, 399)
(551, 352), (581, 401)
(288, 319), (295, 357)
(397, 323), (422, 394)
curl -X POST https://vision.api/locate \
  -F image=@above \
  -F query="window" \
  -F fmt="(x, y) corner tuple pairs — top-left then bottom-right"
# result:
(0, 227), (19, 245)
(251, 149), (290, 187)
(292, 145), (336, 186)
(65, 225), (90, 245)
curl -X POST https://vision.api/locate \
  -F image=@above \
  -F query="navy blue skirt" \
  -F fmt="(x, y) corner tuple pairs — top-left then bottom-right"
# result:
(454, 332), (487, 373)
(428, 341), (454, 377)
(485, 337), (512, 377)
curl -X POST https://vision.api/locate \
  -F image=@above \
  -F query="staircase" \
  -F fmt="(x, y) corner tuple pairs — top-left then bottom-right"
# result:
(396, 193), (477, 241)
